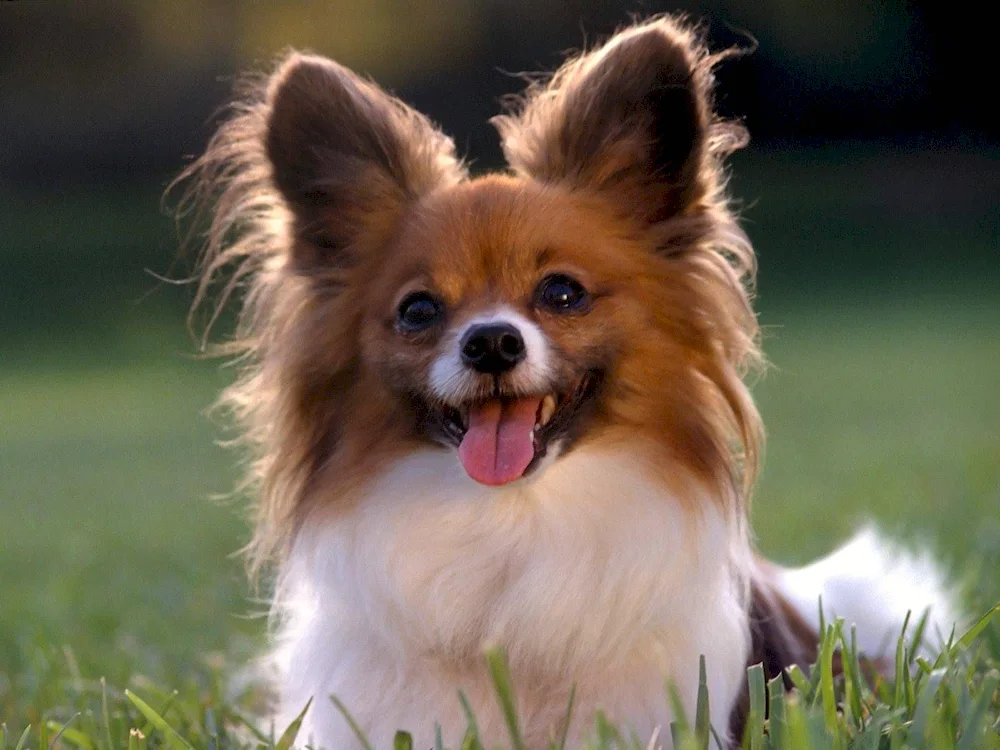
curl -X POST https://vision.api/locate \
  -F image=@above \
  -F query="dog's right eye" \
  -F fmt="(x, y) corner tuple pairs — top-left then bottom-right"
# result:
(397, 292), (444, 332)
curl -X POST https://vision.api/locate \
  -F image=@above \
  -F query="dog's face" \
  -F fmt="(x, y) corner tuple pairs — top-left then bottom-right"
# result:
(363, 179), (641, 485)
(190, 18), (762, 555)
(359, 170), (751, 490)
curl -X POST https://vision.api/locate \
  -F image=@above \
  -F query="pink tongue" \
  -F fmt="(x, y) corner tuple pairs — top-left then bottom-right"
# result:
(458, 398), (541, 486)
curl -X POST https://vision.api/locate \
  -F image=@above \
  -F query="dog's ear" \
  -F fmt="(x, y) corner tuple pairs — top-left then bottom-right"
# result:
(495, 17), (741, 231)
(265, 53), (465, 271)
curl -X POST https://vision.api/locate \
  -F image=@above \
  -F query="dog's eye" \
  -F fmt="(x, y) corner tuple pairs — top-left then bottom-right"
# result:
(536, 274), (590, 312)
(397, 292), (443, 332)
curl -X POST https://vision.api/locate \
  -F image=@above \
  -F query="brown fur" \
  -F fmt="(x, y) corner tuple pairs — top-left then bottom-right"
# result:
(175, 14), (764, 601)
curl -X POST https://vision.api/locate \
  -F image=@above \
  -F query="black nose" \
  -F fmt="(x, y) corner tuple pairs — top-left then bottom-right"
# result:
(460, 323), (526, 374)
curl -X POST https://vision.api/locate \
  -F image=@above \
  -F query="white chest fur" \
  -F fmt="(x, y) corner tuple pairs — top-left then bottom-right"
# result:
(270, 445), (750, 748)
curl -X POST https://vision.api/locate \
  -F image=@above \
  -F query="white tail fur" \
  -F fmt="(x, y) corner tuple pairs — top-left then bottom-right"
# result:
(774, 526), (962, 660)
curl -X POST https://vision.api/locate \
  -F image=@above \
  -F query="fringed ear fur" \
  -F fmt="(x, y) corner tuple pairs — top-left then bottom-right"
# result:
(494, 16), (746, 232)
(264, 53), (466, 271)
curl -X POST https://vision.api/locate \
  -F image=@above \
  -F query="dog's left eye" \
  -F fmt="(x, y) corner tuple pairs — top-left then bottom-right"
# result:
(536, 274), (590, 312)
(397, 292), (444, 332)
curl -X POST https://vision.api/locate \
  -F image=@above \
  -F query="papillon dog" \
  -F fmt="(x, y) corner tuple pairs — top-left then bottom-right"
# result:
(179, 15), (958, 748)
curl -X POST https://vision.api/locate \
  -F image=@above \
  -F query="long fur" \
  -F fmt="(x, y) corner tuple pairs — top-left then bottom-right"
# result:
(272, 446), (750, 747)
(175, 55), (468, 578)
(778, 526), (960, 658)
(176, 14), (960, 749)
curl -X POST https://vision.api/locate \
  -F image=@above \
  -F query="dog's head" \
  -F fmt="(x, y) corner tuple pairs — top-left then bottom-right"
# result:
(182, 16), (761, 568)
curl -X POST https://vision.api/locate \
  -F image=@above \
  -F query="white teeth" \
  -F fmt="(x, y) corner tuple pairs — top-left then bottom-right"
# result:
(538, 394), (557, 427)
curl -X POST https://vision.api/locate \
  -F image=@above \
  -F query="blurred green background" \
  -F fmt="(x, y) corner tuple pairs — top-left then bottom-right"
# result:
(1, 0), (997, 721)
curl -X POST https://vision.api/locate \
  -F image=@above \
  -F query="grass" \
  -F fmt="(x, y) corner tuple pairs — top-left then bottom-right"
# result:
(2, 613), (999, 749)
(1, 292), (998, 746)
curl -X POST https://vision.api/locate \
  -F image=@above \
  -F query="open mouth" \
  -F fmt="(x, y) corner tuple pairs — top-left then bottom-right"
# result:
(438, 372), (598, 486)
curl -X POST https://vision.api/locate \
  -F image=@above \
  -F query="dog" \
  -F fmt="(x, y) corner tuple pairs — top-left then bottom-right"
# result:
(178, 15), (959, 748)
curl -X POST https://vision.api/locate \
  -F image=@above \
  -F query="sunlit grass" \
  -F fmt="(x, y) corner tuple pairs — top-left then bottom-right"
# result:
(2, 609), (998, 748)
(1, 294), (998, 745)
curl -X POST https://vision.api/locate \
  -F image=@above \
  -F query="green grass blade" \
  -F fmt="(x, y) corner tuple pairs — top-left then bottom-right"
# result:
(766, 675), (787, 750)
(13, 725), (30, 750)
(670, 721), (683, 749)
(932, 626), (958, 671)
(817, 596), (826, 646)
(136, 691), (177, 740)
(124, 691), (193, 750)
(892, 614), (910, 710)
(783, 694), (811, 750)
(556, 684), (576, 750)
(276, 697), (312, 750)
(746, 663), (766, 750)
(101, 678), (113, 750)
(904, 650), (917, 713)
(676, 732), (704, 750)
(957, 602), (1000, 652)
(909, 668), (947, 741)
(955, 669), (999, 750)
(818, 623), (839, 736)
(855, 706), (896, 750)
(910, 609), (929, 660)
(485, 647), (525, 750)
(457, 689), (483, 749)
(667, 680), (690, 734)
(840, 624), (865, 729)
(888, 713), (904, 750)
(695, 655), (710, 750)
(329, 695), (374, 750)
(434, 722), (444, 750)
(393, 731), (414, 750)
(46, 718), (90, 750)
(594, 711), (623, 747)
(786, 665), (811, 696)
(46, 714), (81, 750)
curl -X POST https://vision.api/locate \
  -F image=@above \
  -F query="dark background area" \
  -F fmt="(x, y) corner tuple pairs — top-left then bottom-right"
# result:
(2, 1), (998, 181)
(0, 1), (997, 357)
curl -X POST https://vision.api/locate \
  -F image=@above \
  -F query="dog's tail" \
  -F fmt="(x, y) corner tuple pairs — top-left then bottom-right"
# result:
(731, 528), (962, 737)
(772, 526), (962, 661)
